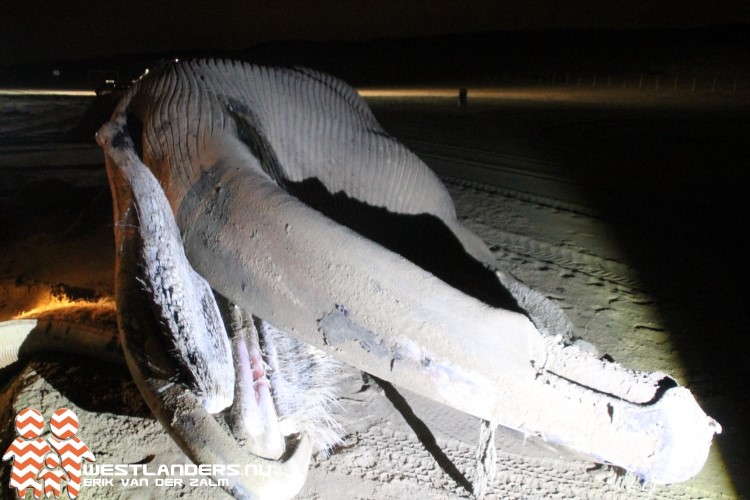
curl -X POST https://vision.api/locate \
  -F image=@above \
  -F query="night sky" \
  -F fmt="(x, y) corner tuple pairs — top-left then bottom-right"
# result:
(2, 0), (750, 66)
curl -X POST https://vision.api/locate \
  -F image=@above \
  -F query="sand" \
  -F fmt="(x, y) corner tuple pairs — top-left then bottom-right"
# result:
(1, 90), (745, 498)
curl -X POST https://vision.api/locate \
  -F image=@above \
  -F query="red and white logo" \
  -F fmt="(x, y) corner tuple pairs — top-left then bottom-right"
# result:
(49, 409), (79, 440)
(15, 408), (45, 439)
(39, 453), (69, 499)
(48, 408), (95, 499)
(3, 408), (95, 499)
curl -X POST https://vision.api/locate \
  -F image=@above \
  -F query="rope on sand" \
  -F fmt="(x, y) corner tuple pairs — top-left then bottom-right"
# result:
(472, 419), (497, 499)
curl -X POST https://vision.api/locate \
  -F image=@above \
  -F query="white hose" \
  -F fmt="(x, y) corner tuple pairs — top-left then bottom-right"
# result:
(0, 317), (122, 369)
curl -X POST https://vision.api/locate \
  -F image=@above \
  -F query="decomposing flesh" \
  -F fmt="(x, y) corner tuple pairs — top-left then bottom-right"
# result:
(1, 59), (720, 499)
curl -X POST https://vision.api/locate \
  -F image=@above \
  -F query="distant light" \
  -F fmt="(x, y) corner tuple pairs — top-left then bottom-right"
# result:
(357, 88), (458, 98)
(357, 87), (544, 100)
(0, 89), (96, 96)
(52, 69), (60, 77)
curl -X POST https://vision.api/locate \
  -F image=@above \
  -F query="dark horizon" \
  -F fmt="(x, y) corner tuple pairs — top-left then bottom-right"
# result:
(2, 0), (750, 67)
(2, 24), (750, 93)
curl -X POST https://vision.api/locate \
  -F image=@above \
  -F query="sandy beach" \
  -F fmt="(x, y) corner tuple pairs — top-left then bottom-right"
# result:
(1, 89), (746, 498)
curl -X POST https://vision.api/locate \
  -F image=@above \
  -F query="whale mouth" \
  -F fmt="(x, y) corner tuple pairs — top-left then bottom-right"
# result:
(218, 299), (344, 460)
(253, 365), (271, 398)
(253, 319), (346, 454)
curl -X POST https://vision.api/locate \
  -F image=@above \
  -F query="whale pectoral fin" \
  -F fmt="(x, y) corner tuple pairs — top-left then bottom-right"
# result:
(98, 119), (311, 499)
(99, 119), (234, 414)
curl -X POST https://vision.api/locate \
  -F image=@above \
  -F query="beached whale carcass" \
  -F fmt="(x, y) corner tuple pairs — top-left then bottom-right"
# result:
(91, 59), (719, 498)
